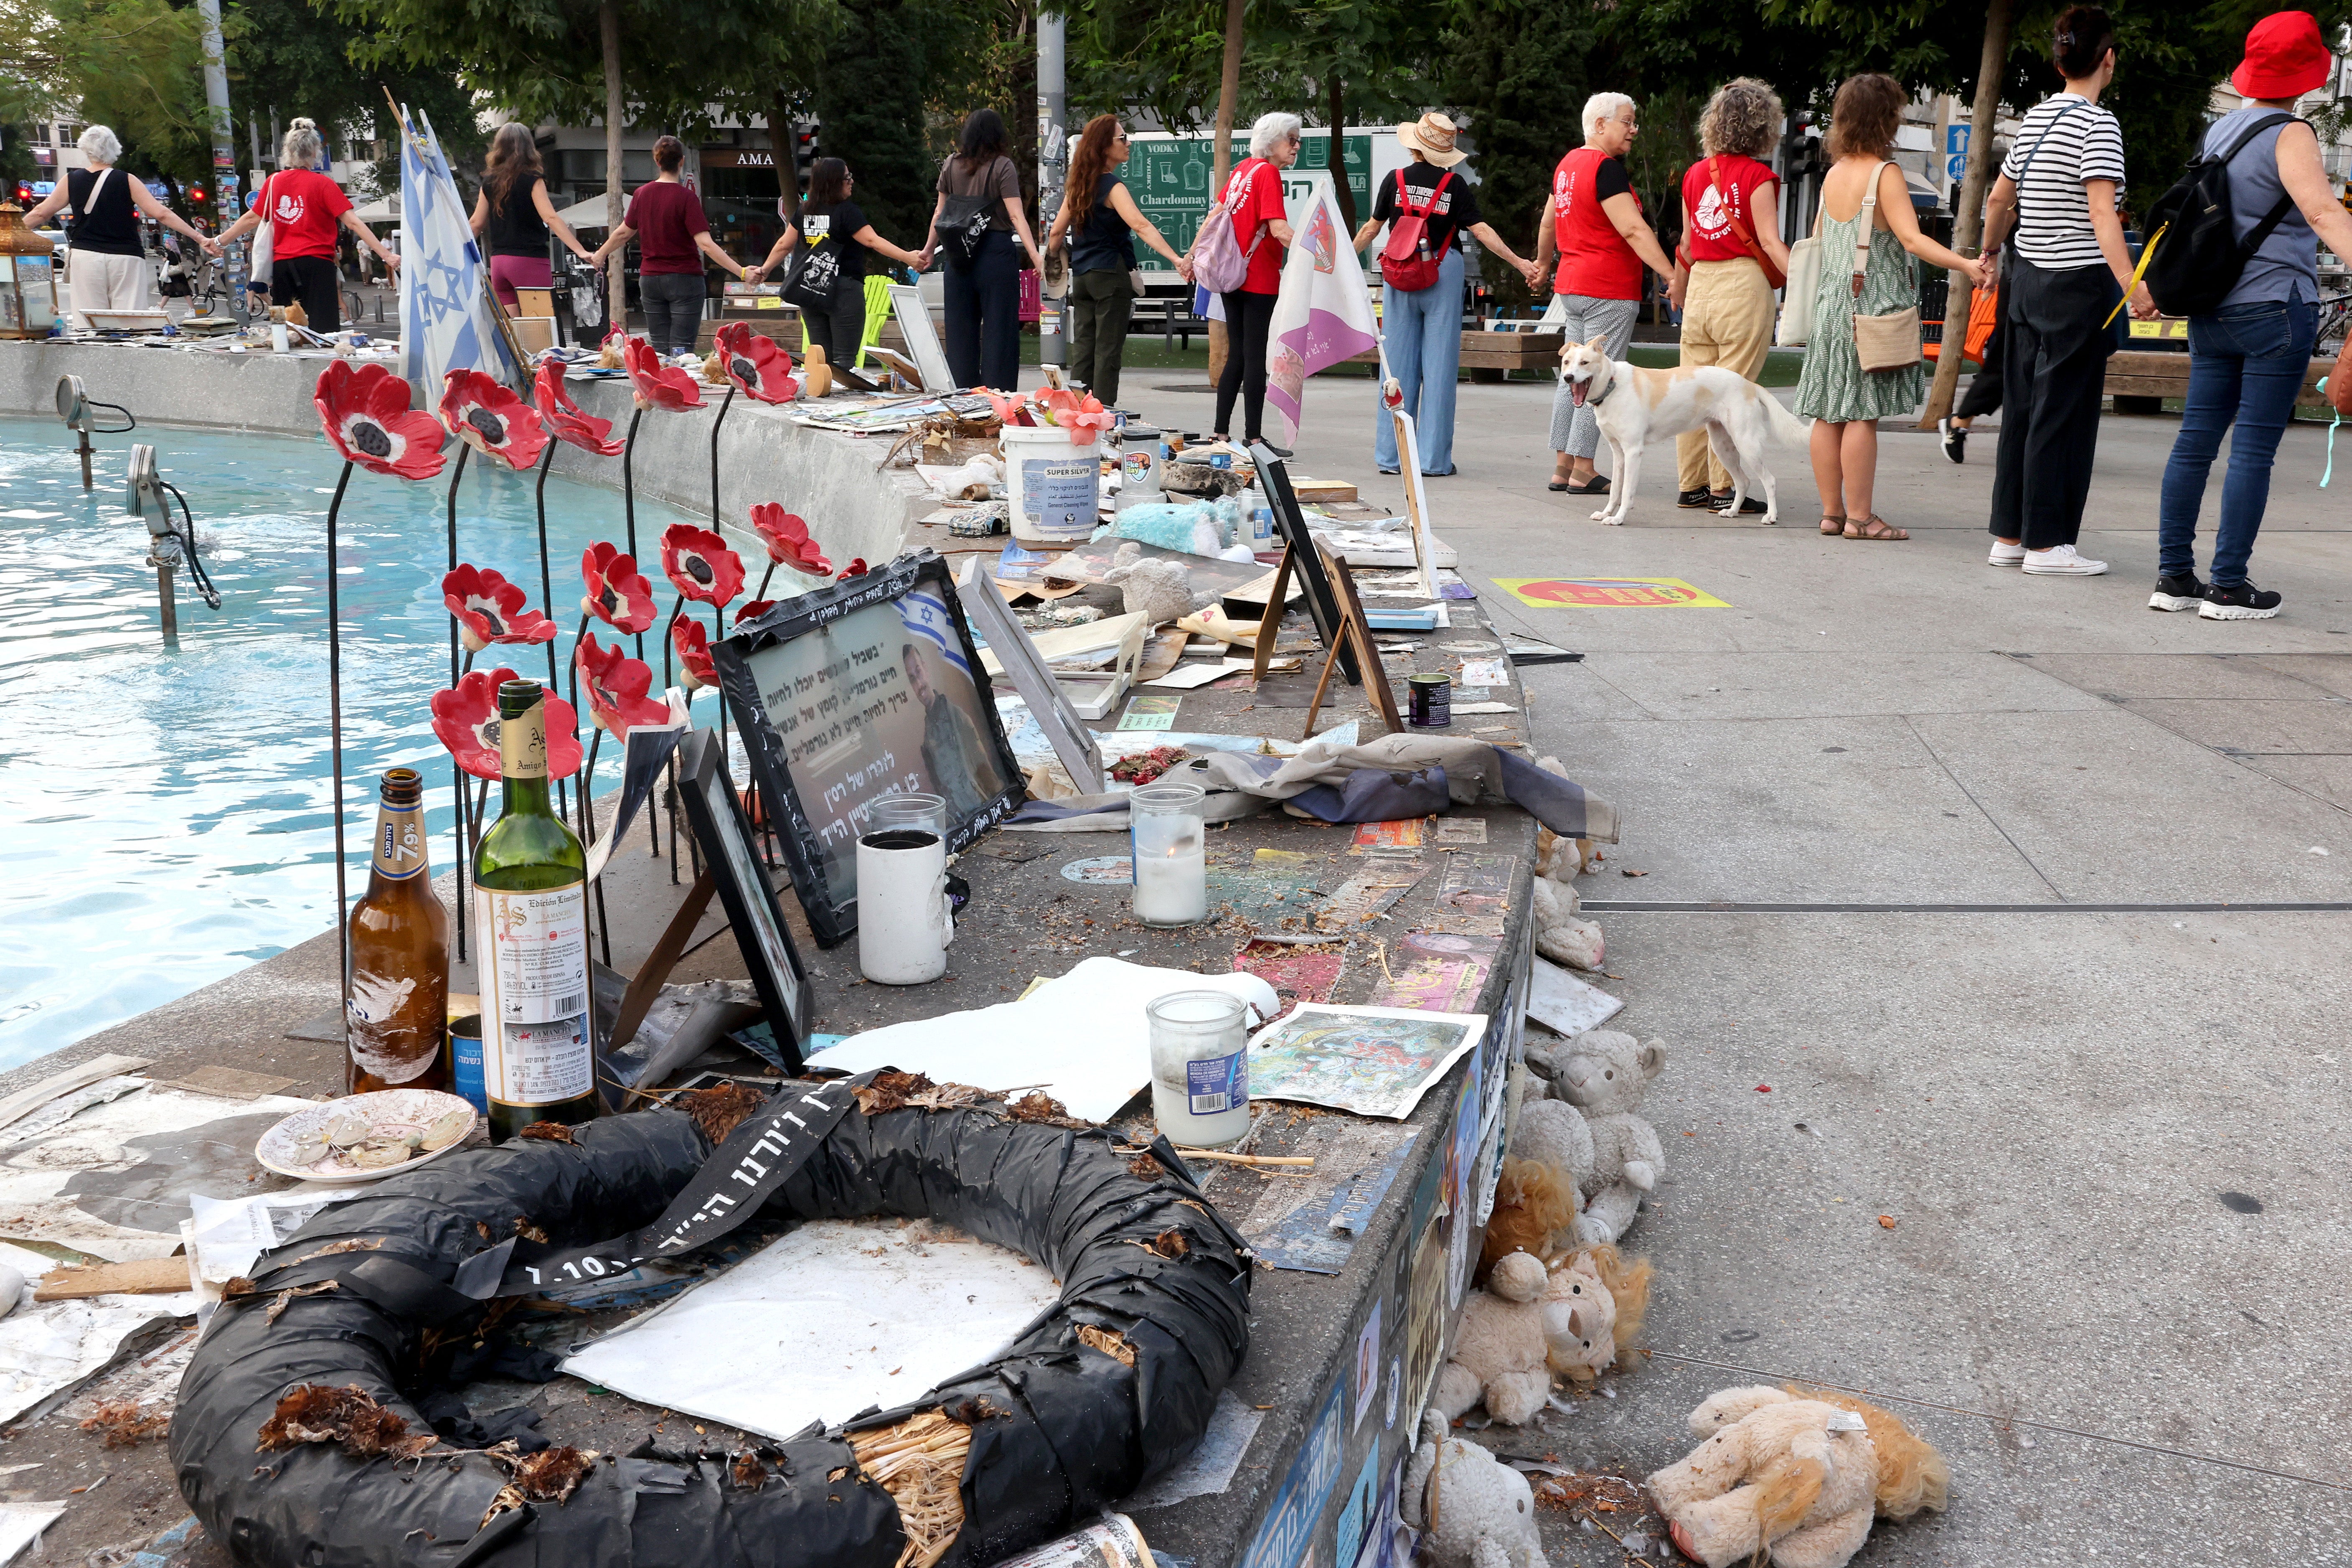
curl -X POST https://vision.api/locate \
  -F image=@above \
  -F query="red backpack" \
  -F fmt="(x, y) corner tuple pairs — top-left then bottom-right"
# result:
(1379, 169), (1457, 292)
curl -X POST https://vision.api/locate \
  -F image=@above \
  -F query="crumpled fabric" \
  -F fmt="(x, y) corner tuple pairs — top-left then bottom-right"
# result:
(1004, 734), (1618, 842)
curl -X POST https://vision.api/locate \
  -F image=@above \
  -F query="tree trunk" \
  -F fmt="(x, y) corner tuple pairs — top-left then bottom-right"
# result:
(1206, 0), (1246, 391)
(1327, 76), (1354, 232)
(602, 0), (627, 335)
(1920, 0), (2012, 427)
(770, 91), (796, 216)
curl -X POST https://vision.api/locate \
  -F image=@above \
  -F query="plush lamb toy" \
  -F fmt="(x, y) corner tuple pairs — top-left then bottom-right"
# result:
(1103, 542), (1203, 625)
(1430, 1251), (1550, 1425)
(1547, 1029), (1666, 1244)
(1648, 1387), (1949, 1568)
(1402, 1411), (1549, 1568)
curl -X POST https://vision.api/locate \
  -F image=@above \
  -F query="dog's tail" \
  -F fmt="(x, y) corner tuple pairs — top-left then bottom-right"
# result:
(1760, 389), (1812, 448)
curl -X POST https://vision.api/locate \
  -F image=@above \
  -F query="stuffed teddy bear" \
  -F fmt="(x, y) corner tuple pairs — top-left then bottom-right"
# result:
(1480, 1154), (1581, 1273)
(1430, 1251), (1550, 1426)
(1545, 1030), (1666, 1244)
(1402, 1411), (1549, 1568)
(1542, 1243), (1651, 1383)
(1532, 876), (1604, 972)
(1647, 1387), (1948, 1568)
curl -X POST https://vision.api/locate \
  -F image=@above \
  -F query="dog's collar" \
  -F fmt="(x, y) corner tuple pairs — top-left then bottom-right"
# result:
(1586, 376), (1615, 407)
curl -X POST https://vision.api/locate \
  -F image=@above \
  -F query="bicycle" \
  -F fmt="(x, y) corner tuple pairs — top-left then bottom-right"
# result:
(2314, 290), (2352, 355)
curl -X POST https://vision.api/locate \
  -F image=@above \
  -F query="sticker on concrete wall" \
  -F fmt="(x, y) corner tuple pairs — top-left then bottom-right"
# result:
(1335, 1441), (1382, 1568)
(1492, 576), (1732, 608)
(1353, 1299), (1382, 1431)
(1238, 1380), (1345, 1568)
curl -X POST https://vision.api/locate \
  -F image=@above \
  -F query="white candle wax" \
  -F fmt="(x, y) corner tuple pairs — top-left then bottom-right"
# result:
(1133, 843), (1207, 925)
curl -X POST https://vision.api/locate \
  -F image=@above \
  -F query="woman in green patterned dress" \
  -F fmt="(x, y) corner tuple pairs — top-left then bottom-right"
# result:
(1794, 74), (1992, 540)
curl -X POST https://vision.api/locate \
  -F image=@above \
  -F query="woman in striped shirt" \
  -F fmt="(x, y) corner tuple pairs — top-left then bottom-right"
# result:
(1977, 5), (2158, 578)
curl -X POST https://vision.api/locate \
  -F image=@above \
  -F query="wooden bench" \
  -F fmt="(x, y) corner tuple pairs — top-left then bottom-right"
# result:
(2106, 349), (2334, 416)
(1344, 329), (1564, 381)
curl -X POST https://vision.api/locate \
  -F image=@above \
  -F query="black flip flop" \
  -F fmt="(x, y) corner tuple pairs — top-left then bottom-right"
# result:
(1560, 476), (1610, 496)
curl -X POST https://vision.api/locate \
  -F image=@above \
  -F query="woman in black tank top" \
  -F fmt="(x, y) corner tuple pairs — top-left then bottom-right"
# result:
(468, 122), (595, 308)
(20, 123), (221, 328)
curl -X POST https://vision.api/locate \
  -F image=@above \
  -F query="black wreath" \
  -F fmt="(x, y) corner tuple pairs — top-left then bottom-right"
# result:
(170, 1093), (1252, 1568)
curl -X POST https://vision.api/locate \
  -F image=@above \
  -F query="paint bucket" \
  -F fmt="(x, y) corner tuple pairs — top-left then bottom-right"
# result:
(1409, 673), (1452, 728)
(856, 794), (955, 984)
(986, 1515), (1154, 1568)
(1002, 423), (1101, 543)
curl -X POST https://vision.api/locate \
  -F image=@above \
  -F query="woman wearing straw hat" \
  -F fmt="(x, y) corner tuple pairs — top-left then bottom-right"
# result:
(2149, 10), (2352, 621)
(1352, 113), (1542, 476)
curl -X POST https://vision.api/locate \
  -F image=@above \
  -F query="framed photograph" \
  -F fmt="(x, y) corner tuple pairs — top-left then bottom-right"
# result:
(673, 727), (812, 1069)
(958, 555), (1105, 793)
(712, 551), (1025, 948)
(1386, 407), (1439, 599)
(887, 284), (956, 392)
(1252, 443), (1361, 686)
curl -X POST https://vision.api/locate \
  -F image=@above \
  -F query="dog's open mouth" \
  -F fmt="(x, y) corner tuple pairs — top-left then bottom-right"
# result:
(1568, 377), (1589, 408)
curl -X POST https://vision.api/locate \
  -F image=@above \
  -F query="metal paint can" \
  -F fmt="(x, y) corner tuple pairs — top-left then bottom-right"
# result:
(447, 1015), (487, 1114)
(1408, 673), (1452, 728)
(1210, 451), (1232, 471)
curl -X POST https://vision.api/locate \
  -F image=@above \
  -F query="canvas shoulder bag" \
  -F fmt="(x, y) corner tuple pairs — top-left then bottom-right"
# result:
(1708, 155), (1785, 289)
(1379, 169), (1455, 292)
(780, 213), (843, 312)
(1775, 215), (1822, 347)
(1850, 161), (1921, 373)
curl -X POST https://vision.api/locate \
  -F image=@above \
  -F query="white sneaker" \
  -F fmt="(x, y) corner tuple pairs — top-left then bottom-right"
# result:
(1988, 539), (2027, 567)
(2022, 544), (2108, 576)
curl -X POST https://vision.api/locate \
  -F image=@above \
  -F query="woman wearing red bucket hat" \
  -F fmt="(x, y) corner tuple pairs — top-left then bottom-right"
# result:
(2151, 9), (2352, 621)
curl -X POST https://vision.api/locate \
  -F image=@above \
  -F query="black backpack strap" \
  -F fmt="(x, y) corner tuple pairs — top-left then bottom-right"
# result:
(2215, 110), (2299, 166)
(2217, 112), (2303, 257)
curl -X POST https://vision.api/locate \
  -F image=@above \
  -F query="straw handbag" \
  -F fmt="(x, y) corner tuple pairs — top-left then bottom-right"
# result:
(1849, 160), (1920, 374)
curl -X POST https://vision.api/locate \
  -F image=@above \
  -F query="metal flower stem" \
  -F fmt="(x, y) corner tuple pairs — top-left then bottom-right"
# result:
(580, 728), (613, 968)
(620, 406), (646, 661)
(754, 560), (777, 602)
(660, 591), (687, 887)
(325, 461), (353, 1022)
(566, 613), (591, 836)
(443, 442), (472, 962)
(532, 443), (564, 823)
(709, 381), (735, 534)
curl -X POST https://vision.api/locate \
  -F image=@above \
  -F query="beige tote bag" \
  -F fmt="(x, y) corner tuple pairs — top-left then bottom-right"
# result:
(1850, 161), (1920, 373)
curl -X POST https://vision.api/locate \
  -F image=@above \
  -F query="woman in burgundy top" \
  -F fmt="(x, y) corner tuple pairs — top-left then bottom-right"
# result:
(1533, 94), (1676, 496)
(1209, 112), (1303, 455)
(587, 135), (751, 358)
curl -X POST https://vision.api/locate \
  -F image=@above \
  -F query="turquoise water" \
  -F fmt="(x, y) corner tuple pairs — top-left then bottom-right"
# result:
(0, 415), (711, 1070)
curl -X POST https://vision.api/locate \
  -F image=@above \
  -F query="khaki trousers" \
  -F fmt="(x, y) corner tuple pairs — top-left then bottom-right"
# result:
(1674, 257), (1775, 492)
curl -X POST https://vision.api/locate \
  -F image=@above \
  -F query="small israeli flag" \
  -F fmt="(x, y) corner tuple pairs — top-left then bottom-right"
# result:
(895, 587), (971, 679)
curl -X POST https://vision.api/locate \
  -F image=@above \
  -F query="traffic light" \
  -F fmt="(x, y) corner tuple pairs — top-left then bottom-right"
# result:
(794, 122), (818, 180)
(13, 181), (28, 203)
(188, 183), (206, 204)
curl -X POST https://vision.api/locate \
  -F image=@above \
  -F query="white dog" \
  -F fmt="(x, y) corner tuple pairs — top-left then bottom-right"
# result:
(1557, 337), (1812, 526)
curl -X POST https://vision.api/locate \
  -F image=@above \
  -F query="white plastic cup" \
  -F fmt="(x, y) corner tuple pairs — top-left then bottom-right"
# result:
(856, 793), (954, 985)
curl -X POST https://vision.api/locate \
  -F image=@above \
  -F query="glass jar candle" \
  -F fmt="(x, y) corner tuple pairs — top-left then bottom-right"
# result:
(857, 793), (953, 984)
(1148, 989), (1252, 1147)
(1129, 782), (1206, 926)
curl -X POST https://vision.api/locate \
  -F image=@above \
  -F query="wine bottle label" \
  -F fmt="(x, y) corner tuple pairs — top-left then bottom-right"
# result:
(500, 696), (549, 780)
(371, 804), (429, 881)
(473, 883), (589, 1024)
(488, 1016), (593, 1105)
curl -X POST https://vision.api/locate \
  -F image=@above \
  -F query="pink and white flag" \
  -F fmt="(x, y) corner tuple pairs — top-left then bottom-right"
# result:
(1265, 186), (1379, 444)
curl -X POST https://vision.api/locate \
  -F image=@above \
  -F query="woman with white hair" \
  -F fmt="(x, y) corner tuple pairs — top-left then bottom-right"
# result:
(1206, 111), (1303, 454)
(22, 125), (222, 330)
(218, 118), (400, 333)
(1534, 92), (1676, 496)
(1666, 78), (1792, 514)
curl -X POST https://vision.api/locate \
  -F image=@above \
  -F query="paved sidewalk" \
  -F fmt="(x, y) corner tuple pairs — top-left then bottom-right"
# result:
(1124, 370), (2352, 1566)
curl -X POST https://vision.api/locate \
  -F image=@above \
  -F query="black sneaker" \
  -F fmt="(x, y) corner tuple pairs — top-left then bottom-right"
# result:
(2148, 572), (2207, 612)
(2200, 581), (2282, 620)
(1675, 487), (1716, 509)
(1939, 417), (1967, 465)
(1711, 490), (1769, 515)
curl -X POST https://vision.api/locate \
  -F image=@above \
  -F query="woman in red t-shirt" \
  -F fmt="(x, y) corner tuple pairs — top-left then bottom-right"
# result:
(1534, 94), (1677, 495)
(1209, 112), (1303, 455)
(1666, 78), (1793, 514)
(217, 118), (400, 334)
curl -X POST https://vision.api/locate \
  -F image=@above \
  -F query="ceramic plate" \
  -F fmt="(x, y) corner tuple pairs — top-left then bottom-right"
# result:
(255, 1088), (478, 1184)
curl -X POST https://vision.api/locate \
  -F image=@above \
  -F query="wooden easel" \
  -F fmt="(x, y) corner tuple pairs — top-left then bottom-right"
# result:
(1251, 541), (1402, 738)
(605, 870), (716, 1108)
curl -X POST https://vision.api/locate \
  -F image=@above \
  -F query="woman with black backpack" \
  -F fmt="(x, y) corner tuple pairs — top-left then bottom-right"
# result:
(928, 109), (1045, 391)
(2147, 12), (2352, 621)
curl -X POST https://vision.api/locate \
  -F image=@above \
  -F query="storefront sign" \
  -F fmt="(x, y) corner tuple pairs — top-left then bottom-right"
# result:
(1126, 130), (1397, 274)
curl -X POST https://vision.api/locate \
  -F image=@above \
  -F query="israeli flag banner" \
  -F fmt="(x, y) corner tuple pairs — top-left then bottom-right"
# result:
(398, 105), (519, 391)
(895, 587), (971, 679)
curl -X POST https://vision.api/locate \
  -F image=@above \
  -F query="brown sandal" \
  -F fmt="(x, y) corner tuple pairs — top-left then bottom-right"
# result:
(1843, 514), (1908, 541)
(1819, 514), (1846, 536)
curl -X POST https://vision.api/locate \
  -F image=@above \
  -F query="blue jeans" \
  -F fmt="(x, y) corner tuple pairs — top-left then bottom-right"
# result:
(2157, 299), (2317, 585)
(1374, 245), (1464, 474)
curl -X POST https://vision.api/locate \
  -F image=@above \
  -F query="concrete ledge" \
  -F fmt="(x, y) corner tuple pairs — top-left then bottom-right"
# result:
(0, 341), (930, 576)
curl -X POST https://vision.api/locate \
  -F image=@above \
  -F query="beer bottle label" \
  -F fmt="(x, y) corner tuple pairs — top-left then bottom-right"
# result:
(371, 804), (429, 881)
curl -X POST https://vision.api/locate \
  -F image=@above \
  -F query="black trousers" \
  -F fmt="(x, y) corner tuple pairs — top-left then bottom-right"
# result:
(1989, 256), (2117, 549)
(1957, 319), (2004, 419)
(272, 255), (343, 333)
(799, 281), (866, 368)
(943, 231), (1023, 390)
(1214, 288), (1279, 441)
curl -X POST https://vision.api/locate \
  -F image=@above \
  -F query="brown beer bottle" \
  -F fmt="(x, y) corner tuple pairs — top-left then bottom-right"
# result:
(345, 767), (452, 1094)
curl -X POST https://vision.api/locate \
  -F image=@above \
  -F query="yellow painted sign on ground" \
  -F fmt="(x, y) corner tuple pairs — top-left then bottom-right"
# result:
(1492, 577), (1731, 608)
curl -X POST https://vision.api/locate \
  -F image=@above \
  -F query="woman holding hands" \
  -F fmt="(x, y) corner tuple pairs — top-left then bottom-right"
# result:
(750, 158), (933, 371)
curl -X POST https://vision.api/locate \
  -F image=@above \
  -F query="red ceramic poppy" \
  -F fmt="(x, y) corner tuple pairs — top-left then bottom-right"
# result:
(575, 634), (673, 737)
(313, 361), (447, 480)
(438, 368), (549, 471)
(533, 359), (625, 457)
(713, 322), (799, 404)
(837, 558), (868, 580)
(979, 389), (1029, 426)
(747, 503), (831, 577)
(432, 666), (584, 780)
(734, 598), (776, 626)
(672, 616), (717, 689)
(624, 335), (705, 411)
(443, 563), (559, 653)
(660, 523), (745, 607)
(580, 541), (658, 635)
(1037, 388), (1114, 446)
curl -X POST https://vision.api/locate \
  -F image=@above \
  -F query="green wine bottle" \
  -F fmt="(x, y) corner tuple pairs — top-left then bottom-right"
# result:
(472, 679), (597, 1142)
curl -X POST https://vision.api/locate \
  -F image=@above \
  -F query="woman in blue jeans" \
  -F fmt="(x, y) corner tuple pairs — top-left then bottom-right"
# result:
(2153, 13), (2352, 621)
(1351, 114), (1542, 475)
